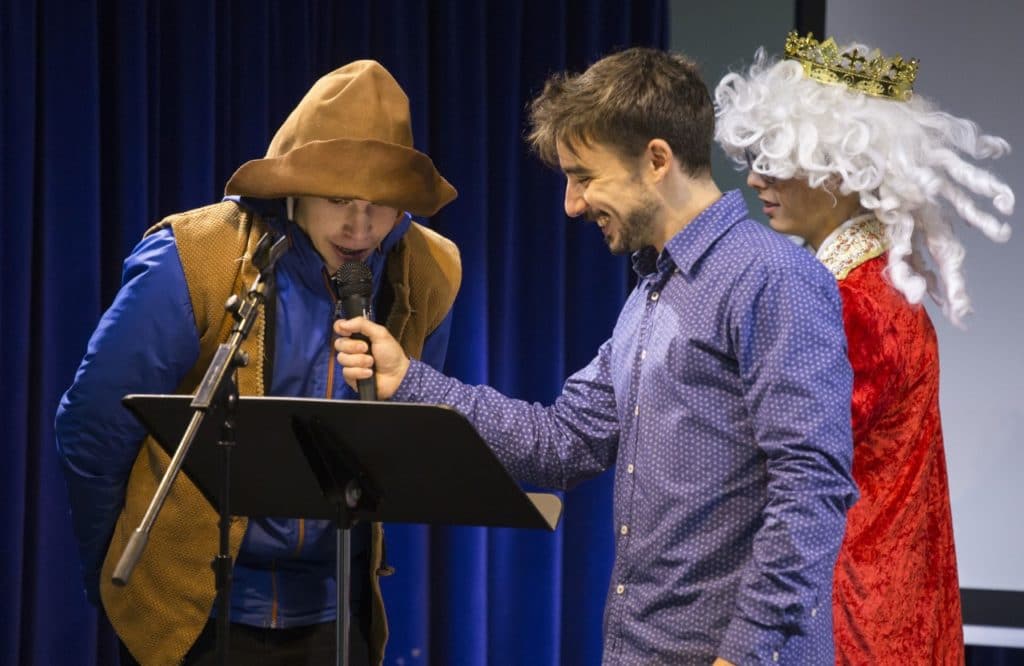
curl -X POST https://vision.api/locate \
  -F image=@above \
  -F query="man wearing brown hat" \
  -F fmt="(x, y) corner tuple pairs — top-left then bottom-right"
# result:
(55, 61), (460, 665)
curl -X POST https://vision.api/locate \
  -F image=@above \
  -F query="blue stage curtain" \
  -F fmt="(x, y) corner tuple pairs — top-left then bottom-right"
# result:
(2, 1), (662, 664)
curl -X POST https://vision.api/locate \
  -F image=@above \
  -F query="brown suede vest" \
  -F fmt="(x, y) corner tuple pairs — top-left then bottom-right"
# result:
(100, 201), (460, 665)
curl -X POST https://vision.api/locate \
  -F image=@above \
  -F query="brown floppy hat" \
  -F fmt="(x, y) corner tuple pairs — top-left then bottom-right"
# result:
(225, 60), (457, 217)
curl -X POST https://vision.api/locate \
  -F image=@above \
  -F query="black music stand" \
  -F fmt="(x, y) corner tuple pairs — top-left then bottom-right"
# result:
(122, 394), (563, 664)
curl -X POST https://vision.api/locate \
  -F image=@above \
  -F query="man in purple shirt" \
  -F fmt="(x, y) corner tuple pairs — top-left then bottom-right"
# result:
(337, 48), (857, 664)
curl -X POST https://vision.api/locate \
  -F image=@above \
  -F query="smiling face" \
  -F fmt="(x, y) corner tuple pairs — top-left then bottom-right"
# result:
(746, 171), (863, 250)
(293, 196), (403, 272)
(557, 139), (662, 255)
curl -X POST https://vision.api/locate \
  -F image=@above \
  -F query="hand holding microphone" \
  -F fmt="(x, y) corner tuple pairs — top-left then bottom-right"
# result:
(332, 262), (411, 400)
(334, 314), (409, 401)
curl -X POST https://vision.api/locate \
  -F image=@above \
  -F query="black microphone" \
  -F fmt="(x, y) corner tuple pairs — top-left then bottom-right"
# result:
(331, 262), (377, 401)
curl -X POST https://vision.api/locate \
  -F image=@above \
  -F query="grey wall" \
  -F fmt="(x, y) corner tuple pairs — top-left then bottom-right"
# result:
(828, 1), (1024, 647)
(670, 0), (793, 213)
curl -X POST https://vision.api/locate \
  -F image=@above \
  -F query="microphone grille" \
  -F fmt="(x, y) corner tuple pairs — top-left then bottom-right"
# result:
(332, 261), (373, 299)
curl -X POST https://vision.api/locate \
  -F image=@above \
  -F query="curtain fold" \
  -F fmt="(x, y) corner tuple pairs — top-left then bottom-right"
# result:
(2, 2), (663, 664)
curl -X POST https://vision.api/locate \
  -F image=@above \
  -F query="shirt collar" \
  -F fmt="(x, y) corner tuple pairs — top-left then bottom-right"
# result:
(630, 190), (749, 279)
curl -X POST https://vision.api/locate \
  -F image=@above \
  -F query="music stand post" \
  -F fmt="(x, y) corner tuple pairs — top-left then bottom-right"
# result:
(122, 395), (564, 664)
(292, 414), (384, 666)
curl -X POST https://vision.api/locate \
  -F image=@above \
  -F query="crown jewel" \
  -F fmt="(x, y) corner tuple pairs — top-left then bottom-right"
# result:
(784, 31), (918, 101)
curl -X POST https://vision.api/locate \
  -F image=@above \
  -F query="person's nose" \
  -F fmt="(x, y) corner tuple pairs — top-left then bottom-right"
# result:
(564, 180), (588, 218)
(746, 170), (768, 190)
(342, 202), (375, 237)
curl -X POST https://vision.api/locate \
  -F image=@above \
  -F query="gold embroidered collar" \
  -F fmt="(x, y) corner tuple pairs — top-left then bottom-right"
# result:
(816, 214), (889, 280)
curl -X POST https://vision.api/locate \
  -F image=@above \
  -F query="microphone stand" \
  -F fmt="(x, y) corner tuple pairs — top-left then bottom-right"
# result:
(112, 232), (290, 666)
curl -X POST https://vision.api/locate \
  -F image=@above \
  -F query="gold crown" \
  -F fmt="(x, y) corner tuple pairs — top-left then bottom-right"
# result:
(784, 31), (918, 101)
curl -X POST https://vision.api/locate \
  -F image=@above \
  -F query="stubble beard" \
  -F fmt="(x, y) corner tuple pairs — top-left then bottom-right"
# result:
(608, 195), (660, 255)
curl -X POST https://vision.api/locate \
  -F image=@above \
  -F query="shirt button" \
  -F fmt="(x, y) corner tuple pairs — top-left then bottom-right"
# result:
(616, 584), (625, 594)
(772, 651), (779, 662)
(633, 405), (639, 416)
(620, 524), (628, 535)
(650, 291), (659, 301)
(640, 349), (646, 361)
(811, 607), (817, 618)
(626, 464), (634, 474)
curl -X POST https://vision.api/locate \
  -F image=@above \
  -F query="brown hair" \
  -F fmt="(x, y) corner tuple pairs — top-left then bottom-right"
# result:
(527, 47), (713, 176)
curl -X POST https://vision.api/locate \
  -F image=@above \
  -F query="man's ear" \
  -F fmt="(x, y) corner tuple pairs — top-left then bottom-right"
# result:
(646, 139), (673, 182)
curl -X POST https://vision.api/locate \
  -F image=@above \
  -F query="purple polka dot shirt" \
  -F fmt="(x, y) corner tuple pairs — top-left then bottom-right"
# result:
(395, 191), (857, 664)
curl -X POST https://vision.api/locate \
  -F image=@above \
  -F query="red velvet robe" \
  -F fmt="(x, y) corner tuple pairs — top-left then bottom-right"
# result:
(821, 220), (963, 665)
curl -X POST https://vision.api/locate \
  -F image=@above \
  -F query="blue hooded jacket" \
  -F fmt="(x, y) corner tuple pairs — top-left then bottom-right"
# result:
(55, 197), (453, 627)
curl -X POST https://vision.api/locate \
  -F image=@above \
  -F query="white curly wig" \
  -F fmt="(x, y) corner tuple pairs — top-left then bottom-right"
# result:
(714, 46), (1014, 326)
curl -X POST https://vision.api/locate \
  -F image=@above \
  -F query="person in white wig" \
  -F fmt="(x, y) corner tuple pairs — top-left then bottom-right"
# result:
(715, 32), (1014, 665)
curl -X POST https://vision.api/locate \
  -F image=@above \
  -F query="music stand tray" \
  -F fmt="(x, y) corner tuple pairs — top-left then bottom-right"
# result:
(122, 394), (562, 530)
